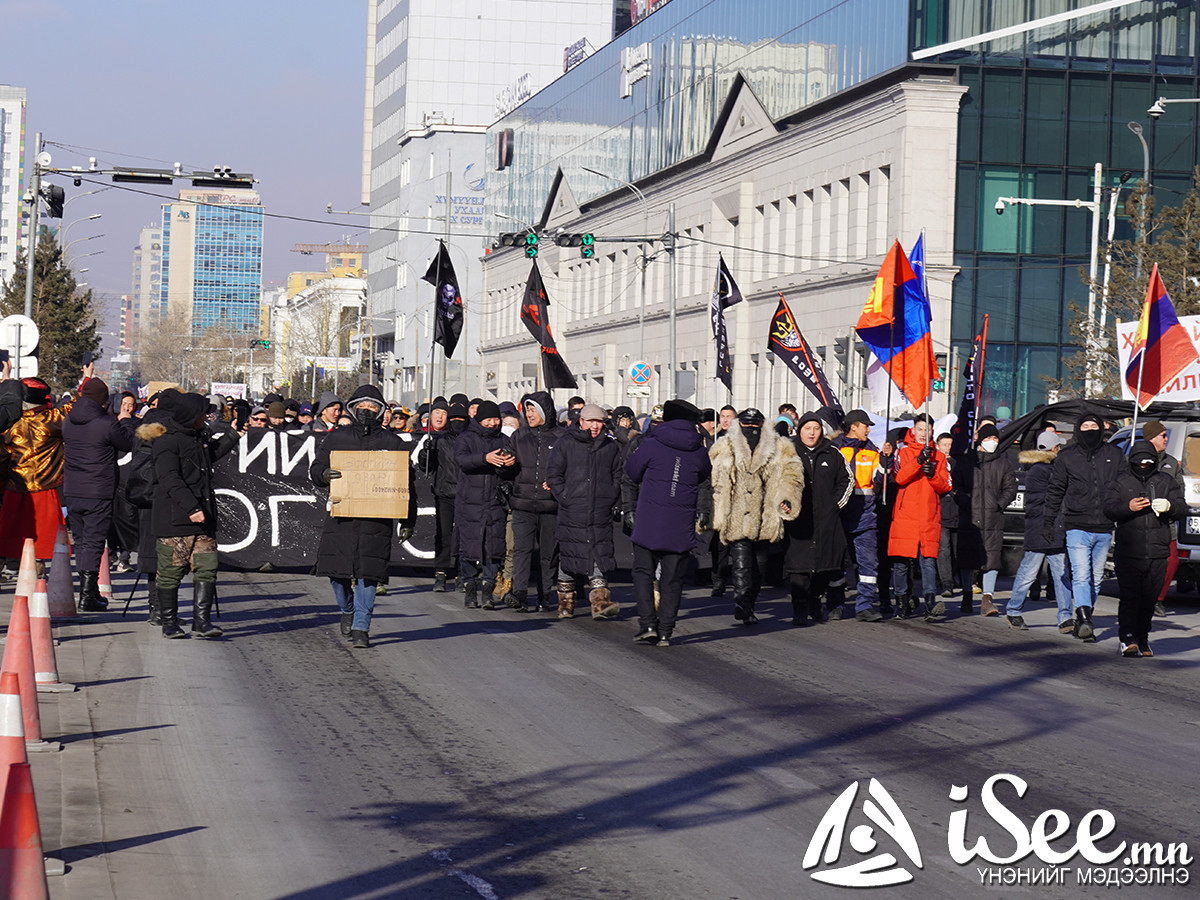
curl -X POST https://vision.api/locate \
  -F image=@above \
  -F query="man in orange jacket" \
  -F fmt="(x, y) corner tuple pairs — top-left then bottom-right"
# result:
(888, 414), (952, 621)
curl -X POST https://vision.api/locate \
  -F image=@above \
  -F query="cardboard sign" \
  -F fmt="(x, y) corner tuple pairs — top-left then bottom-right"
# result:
(328, 449), (410, 518)
(145, 381), (180, 398)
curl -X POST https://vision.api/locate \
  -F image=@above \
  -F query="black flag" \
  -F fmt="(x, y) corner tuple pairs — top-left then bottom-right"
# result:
(950, 315), (988, 458)
(767, 293), (844, 416)
(422, 240), (463, 358)
(710, 254), (743, 392)
(520, 260), (578, 390)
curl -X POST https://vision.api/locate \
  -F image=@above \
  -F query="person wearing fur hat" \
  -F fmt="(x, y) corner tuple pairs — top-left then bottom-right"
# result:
(0, 364), (91, 571)
(151, 392), (242, 638)
(1104, 440), (1185, 657)
(625, 399), (712, 645)
(62, 377), (137, 611)
(955, 422), (1017, 618)
(310, 384), (412, 648)
(453, 399), (516, 610)
(709, 408), (803, 626)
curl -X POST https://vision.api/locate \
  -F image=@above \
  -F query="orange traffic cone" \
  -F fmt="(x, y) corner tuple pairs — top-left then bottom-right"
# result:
(0, 672), (28, 815)
(46, 526), (76, 620)
(97, 545), (113, 603)
(14, 538), (36, 602)
(0, 763), (50, 900)
(29, 581), (72, 694)
(0, 598), (56, 752)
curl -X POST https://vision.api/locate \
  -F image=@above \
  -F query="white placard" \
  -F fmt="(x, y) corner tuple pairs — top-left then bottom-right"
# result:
(210, 382), (247, 399)
(1, 314), (39, 356)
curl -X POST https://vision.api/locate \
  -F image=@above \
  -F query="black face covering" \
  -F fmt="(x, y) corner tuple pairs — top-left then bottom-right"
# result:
(1077, 428), (1103, 450)
(448, 419), (467, 434)
(743, 426), (761, 450)
(479, 423), (501, 438)
(1131, 456), (1157, 480)
(354, 406), (380, 435)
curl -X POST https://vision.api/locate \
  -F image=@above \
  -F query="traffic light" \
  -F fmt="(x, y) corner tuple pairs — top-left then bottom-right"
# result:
(497, 230), (539, 258)
(42, 185), (65, 219)
(111, 167), (175, 185)
(249, 338), (270, 349)
(555, 232), (595, 259)
(933, 353), (947, 391)
(191, 167), (255, 189)
(832, 336), (850, 386)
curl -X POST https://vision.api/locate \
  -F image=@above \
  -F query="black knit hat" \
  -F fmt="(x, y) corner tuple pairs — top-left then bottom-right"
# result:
(475, 400), (501, 422)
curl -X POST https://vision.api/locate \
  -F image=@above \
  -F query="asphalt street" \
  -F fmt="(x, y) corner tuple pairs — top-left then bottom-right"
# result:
(21, 567), (1200, 899)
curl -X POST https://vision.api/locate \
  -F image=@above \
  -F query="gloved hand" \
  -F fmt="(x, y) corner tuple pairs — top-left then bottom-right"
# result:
(1151, 498), (1171, 515)
(398, 524), (414, 541)
(322, 468), (342, 485)
(921, 457), (937, 478)
(622, 510), (636, 536)
(917, 444), (933, 465)
(612, 502), (623, 523)
(696, 510), (712, 532)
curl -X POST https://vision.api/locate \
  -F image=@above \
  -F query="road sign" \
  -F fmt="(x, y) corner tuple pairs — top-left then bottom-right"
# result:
(627, 386), (650, 398)
(629, 360), (653, 386)
(0, 314), (39, 356)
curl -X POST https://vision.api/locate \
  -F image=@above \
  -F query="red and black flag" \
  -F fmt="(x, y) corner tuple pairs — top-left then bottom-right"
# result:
(422, 240), (463, 358)
(950, 315), (988, 458)
(520, 260), (578, 390)
(767, 293), (843, 416)
(710, 254), (743, 393)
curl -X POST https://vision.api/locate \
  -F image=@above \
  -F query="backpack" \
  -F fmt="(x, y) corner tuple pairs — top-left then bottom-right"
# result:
(124, 446), (156, 509)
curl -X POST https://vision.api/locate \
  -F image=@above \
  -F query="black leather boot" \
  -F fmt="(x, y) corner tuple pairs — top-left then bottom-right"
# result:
(480, 579), (498, 610)
(158, 586), (187, 638)
(79, 571), (106, 611)
(433, 570), (448, 592)
(191, 581), (223, 638)
(463, 580), (479, 608)
(147, 576), (162, 625)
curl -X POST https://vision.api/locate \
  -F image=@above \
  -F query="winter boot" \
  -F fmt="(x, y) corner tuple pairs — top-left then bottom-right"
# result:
(980, 593), (999, 617)
(589, 586), (619, 620)
(463, 580), (479, 609)
(481, 579), (498, 610)
(1074, 606), (1095, 642)
(959, 595), (974, 616)
(433, 570), (448, 592)
(340, 613), (354, 636)
(556, 580), (576, 619)
(146, 576), (162, 626)
(893, 593), (911, 620)
(78, 571), (106, 612)
(158, 586), (187, 639)
(191, 580), (224, 638)
(350, 629), (371, 649)
(923, 594), (945, 621)
(505, 589), (529, 612)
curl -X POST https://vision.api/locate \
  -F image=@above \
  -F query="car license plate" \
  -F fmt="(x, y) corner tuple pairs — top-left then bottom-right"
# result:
(1007, 492), (1025, 511)
(1187, 516), (1200, 536)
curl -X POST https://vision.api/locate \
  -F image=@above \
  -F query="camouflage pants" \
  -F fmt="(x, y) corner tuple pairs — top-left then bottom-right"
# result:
(156, 535), (218, 590)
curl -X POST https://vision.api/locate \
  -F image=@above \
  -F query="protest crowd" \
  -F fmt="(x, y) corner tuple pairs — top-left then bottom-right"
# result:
(0, 355), (1185, 661)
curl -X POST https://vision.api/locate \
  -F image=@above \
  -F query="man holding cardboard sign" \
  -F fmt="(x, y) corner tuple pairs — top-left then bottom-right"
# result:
(310, 385), (413, 649)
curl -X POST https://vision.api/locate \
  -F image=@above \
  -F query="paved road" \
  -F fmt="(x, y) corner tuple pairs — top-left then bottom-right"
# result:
(30, 570), (1200, 899)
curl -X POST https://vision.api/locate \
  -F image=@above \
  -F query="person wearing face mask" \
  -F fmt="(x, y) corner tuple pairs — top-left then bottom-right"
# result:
(955, 423), (1018, 618)
(1103, 440), (1185, 657)
(416, 398), (462, 591)
(709, 408), (803, 626)
(1042, 412), (1125, 642)
(453, 400), (516, 610)
(310, 384), (412, 649)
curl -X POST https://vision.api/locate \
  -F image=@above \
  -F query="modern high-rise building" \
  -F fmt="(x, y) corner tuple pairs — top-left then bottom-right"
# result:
(361, 0), (613, 401)
(0, 86), (27, 287)
(160, 187), (264, 337)
(477, 0), (1200, 417)
(130, 223), (163, 341)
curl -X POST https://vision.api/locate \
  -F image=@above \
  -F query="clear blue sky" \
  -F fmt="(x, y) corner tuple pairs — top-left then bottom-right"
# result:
(3, 0), (369, 345)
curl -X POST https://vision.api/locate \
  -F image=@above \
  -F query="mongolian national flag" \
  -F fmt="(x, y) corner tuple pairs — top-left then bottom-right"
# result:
(710, 254), (743, 392)
(767, 293), (843, 416)
(520, 260), (578, 390)
(421, 240), (464, 358)
(856, 240), (936, 409)
(1125, 263), (1199, 409)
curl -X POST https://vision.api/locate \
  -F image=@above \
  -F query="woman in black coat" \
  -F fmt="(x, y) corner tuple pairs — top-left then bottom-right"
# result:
(546, 411), (623, 619)
(310, 385), (410, 648)
(452, 401), (515, 609)
(955, 423), (1017, 616)
(506, 391), (559, 611)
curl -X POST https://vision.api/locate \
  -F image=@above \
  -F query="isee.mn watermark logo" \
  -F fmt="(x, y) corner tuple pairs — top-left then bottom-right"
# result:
(803, 773), (1191, 889)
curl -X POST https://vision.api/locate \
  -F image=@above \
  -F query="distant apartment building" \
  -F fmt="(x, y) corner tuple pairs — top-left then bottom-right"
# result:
(0, 85), (26, 287)
(160, 187), (264, 336)
(130, 223), (163, 340)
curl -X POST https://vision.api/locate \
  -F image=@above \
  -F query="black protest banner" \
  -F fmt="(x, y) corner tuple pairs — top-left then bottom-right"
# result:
(767, 293), (844, 417)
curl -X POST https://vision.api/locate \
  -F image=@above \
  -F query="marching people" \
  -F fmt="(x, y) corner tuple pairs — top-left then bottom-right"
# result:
(709, 408), (802, 626)
(1041, 412), (1124, 643)
(310, 385), (411, 649)
(785, 412), (852, 625)
(935, 432), (966, 604)
(309, 392), (343, 434)
(625, 399), (712, 645)
(887, 414), (952, 621)
(546, 404), (622, 620)
(453, 400), (515, 610)
(130, 390), (178, 624)
(417, 398), (460, 592)
(150, 392), (241, 639)
(1142, 420), (1183, 616)
(956, 423), (1018, 617)
(833, 409), (886, 622)
(503, 391), (560, 613)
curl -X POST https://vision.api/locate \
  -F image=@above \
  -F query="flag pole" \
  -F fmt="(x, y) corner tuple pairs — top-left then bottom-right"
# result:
(920, 230), (931, 450)
(1129, 349), (1147, 456)
(427, 240), (442, 409)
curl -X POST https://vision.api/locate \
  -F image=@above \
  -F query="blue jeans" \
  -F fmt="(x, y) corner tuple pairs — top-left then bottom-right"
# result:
(1006, 551), (1073, 624)
(330, 577), (377, 632)
(893, 556), (937, 598)
(1064, 530), (1112, 610)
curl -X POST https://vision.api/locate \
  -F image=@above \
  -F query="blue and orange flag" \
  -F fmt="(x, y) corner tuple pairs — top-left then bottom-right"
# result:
(855, 240), (936, 408)
(1125, 263), (1199, 409)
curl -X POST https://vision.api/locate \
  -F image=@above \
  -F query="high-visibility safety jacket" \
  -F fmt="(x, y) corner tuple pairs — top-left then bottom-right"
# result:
(833, 436), (882, 532)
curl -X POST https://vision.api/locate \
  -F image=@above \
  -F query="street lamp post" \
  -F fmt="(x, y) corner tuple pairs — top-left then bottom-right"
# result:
(996, 162), (1104, 397)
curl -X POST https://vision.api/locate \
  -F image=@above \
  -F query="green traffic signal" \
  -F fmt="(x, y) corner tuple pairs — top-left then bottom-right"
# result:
(580, 233), (594, 259)
(525, 232), (539, 258)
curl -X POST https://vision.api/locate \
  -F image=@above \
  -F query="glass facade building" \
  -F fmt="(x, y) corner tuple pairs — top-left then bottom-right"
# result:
(487, 0), (1200, 416)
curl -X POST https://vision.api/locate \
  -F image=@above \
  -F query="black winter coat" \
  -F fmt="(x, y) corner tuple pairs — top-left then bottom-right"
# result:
(1104, 470), (1185, 561)
(309, 422), (410, 582)
(547, 425), (622, 575)
(1043, 441), (1125, 537)
(418, 429), (463, 499)
(625, 420), (711, 553)
(133, 410), (172, 570)
(510, 391), (559, 514)
(62, 396), (135, 499)
(452, 420), (513, 561)
(1020, 450), (1064, 553)
(784, 436), (852, 574)
(957, 449), (1018, 571)
(150, 420), (239, 539)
